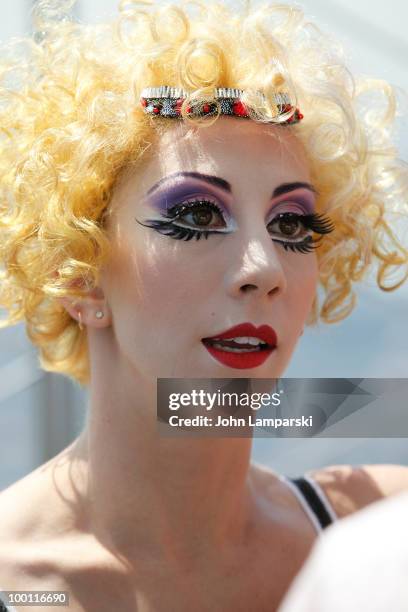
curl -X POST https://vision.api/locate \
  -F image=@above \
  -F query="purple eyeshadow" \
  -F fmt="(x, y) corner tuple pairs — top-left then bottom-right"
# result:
(144, 179), (316, 227)
(146, 182), (232, 220)
(266, 192), (316, 220)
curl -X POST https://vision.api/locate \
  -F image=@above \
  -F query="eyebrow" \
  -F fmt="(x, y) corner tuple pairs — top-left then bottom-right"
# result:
(146, 171), (317, 199)
(146, 172), (230, 195)
(272, 181), (318, 198)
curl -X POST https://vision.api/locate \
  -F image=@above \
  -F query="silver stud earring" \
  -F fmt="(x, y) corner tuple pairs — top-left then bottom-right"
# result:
(95, 310), (104, 319)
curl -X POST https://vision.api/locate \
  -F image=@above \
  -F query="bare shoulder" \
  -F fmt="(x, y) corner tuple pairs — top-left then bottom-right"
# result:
(0, 438), (86, 547)
(0, 480), (40, 592)
(0, 449), (90, 589)
(309, 464), (408, 518)
(0, 469), (44, 545)
(0, 460), (126, 608)
(0, 467), (60, 584)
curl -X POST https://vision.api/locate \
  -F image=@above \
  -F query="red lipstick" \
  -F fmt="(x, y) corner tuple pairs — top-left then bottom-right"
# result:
(202, 322), (277, 370)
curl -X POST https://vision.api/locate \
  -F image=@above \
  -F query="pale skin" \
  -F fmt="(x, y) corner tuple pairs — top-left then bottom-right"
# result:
(0, 118), (408, 612)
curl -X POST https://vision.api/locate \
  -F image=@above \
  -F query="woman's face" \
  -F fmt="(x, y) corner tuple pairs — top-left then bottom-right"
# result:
(101, 117), (319, 379)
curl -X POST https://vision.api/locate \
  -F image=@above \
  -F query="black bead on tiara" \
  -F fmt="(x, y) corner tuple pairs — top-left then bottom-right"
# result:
(140, 86), (304, 124)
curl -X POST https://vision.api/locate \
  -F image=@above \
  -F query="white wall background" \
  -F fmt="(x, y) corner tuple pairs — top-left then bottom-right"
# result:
(0, 0), (407, 490)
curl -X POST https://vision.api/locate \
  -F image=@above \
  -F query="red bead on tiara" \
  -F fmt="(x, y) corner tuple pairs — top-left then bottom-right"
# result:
(139, 87), (303, 124)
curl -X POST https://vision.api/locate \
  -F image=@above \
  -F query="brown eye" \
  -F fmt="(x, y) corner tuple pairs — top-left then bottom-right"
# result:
(192, 207), (213, 226)
(173, 199), (226, 230)
(268, 212), (309, 241)
(277, 214), (302, 237)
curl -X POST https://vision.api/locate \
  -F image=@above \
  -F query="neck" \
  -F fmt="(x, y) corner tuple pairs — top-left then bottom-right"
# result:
(70, 341), (256, 568)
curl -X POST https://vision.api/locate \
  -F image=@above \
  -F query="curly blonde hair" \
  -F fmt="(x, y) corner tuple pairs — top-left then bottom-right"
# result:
(0, 0), (407, 386)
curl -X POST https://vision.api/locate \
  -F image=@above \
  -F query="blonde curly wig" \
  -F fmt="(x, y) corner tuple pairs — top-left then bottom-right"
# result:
(0, 0), (407, 386)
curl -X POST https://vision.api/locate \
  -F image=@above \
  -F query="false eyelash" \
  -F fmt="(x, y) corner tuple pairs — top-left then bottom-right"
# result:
(281, 236), (317, 253)
(162, 199), (224, 221)
(268, 211), (334, 236)
(135, 198), (224, 241)
(136, 218), (211, 241)
(135, 206), (335, 250)
(267, 211), (334, 252)
(298, 212), (335, 235)
(136, 217), (325, 250)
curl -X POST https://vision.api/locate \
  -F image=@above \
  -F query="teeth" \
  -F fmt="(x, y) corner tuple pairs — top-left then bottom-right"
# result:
(212, 336), (263, 346)
(235, 336), (262, 346)
(211, 343), (262, 353)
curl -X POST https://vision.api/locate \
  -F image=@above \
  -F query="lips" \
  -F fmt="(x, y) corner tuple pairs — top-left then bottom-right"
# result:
(202, 322), (278, 370)
(203, 322), (277, 346)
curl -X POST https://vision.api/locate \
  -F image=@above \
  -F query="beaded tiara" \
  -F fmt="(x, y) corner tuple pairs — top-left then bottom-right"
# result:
(140, 86), (303, 124)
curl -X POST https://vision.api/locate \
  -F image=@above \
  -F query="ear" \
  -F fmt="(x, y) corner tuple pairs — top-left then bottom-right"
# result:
(58, 286), (112, 329)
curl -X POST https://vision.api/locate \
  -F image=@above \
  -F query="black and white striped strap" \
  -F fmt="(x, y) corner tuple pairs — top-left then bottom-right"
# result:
(283, 474), (337, 532)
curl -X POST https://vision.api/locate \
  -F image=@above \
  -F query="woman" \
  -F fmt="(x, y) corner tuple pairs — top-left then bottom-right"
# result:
(0, 1), (407, 610)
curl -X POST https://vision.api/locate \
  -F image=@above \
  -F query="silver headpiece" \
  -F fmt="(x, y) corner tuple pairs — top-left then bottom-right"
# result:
(140, 86), (303, 124)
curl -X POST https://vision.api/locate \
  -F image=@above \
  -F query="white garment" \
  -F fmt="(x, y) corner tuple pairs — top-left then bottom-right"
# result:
(278, 491), (408, 612)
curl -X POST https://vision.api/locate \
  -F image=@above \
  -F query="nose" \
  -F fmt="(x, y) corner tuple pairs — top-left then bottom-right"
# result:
(225, 230), (287, 300)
